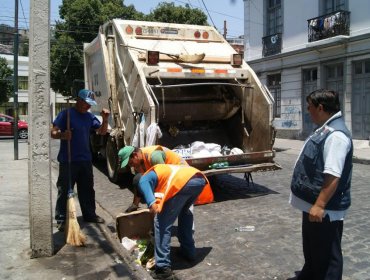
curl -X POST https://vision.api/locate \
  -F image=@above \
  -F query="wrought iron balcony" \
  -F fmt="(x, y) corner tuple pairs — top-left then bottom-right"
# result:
(262, 33), (282, 57)
(307, 10), (350, 42)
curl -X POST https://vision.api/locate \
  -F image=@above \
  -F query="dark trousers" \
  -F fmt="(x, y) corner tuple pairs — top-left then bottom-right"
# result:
(55, 161), (96, 222)
(298, 212), (343, 280)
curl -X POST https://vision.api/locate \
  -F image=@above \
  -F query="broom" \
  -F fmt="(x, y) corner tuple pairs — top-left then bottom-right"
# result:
(65, 98), (87, 246)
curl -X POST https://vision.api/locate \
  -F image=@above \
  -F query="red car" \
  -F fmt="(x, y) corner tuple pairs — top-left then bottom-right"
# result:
(0, 113), (28, 139)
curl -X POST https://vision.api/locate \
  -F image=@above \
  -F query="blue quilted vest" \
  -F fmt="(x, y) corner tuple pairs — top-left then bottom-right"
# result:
(290, 116), (353, 210)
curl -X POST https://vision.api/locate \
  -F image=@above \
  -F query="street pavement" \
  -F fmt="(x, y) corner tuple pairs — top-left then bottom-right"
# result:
(0, 137), (369, 279)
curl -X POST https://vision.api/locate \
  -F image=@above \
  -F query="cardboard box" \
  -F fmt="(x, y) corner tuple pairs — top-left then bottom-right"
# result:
(116, 209), (154, 241)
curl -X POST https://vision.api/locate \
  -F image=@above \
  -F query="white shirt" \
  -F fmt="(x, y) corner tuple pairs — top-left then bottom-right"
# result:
(290, 112), (351, 221)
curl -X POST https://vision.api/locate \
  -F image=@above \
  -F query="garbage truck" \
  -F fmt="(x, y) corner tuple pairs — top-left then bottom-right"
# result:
(83, 19), (281, 183)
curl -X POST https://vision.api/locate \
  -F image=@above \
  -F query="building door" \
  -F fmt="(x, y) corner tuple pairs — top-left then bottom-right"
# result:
(352, 60), (370, 139)
(302, 68), (318, 138)
(325, 63), (344, 111)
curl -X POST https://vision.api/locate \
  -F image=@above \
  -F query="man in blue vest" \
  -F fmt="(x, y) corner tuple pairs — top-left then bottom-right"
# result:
(290, 89), (353, 280)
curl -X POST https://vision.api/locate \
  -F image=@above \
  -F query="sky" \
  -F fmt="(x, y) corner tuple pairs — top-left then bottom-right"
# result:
(0, 0), (244, 38)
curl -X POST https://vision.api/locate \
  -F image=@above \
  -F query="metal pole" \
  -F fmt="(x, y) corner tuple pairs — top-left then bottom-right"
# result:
(13, 0), (19, 160)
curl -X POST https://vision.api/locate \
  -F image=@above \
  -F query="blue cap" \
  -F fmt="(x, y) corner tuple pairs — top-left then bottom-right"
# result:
(78, 89), (97, 106)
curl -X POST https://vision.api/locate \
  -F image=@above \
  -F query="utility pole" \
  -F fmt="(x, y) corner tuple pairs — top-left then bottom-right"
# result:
(29, 0), (53, 257)
(223, 20), (227, 39)
(13, 0), (19, 160)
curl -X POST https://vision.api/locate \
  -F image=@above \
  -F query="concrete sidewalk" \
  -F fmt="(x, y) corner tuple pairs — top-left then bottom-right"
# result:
(274, 138), (370, 164)
(0, 138), (149, 280)
(0, 137), (369, 279)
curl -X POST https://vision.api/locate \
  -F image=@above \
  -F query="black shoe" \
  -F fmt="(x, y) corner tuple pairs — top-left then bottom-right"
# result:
(84, 215), (105, 223)
(150, 267), (174, 280)
(57, 221), (65, 232)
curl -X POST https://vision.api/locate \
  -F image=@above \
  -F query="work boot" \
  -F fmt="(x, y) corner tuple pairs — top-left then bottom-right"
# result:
(57, 221), (65, 232)
(84, 215), (105, 223)
(150, 266), (174, 280)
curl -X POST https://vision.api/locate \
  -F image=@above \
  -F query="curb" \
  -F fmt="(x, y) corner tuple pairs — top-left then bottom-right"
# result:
(275, 148), (370, 165)
(95, 206), (153, 280)
(51, 160), (153, 279)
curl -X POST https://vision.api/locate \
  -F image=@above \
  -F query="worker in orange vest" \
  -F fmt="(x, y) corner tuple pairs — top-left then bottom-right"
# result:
(136, 164), (209, 279)
(118, 145), (213, 212)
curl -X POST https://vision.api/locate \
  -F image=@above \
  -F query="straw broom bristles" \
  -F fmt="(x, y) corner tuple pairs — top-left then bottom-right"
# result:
(65, 194), (86, 246)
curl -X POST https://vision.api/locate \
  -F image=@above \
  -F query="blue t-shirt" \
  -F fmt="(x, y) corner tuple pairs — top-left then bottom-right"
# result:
(53, 108), (101, 163)
(138, 171), (158, 207)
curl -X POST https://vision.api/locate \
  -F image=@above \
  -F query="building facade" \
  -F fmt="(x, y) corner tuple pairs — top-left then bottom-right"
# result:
(0, 54), (68, 122)
(244, 0), (370, 140)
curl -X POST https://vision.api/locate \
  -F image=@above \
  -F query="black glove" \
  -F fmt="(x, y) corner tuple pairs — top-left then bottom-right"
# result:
(125, 203), (138, 213)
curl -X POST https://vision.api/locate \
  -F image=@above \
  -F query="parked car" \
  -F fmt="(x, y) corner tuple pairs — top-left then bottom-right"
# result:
(0, 113), (28, 139)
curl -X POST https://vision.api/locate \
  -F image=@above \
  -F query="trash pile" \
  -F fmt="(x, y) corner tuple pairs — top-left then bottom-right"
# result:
(172, 141), (243, 159)
(121, 235), (155, 270)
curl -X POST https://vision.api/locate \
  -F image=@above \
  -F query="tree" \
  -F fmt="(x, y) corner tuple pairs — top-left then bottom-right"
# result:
(0, 57), (13, 105)
(51, 0), (144, 95)
(146, 2), (208, 25)
(50, 1), (208, 94)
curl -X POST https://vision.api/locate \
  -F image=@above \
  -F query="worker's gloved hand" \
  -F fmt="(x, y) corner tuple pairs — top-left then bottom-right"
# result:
(125, 203), (138, 213)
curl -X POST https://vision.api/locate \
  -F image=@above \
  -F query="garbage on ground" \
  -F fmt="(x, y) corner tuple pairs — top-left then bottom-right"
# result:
(116, 209), (155, 268)
(235, 225), (255, 232)
(121, 236), (155, 267)
(135, 239), (155, 266)
(121, 236), (137, 251)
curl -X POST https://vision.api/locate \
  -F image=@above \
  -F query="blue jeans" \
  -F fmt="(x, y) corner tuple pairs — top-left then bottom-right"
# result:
(154, 176), (206, 269)
(55, 161), (96, 222)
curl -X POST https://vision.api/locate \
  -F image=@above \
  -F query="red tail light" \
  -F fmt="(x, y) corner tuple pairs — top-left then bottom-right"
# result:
(194, 31), (201, 38)
(135, 27), (142, 35)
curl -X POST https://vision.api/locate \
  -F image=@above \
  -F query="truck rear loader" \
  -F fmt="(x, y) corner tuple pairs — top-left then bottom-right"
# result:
(83, 19), (281, 183)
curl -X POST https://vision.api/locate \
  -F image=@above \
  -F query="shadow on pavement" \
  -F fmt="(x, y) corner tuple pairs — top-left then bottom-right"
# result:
(171, 246), (212, 270)
(209, 174), (278, 202)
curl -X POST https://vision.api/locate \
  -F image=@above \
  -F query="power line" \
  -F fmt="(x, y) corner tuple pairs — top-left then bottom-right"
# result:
(19, 0), (28, 30)
(200, 0), (216, 28)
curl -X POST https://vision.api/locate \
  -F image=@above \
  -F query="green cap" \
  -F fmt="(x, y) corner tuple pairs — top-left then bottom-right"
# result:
(118, 146), (135, 168)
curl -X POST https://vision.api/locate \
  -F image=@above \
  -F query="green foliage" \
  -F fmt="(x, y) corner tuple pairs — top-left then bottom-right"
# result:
(50, 0), (208, 94)
(0, 57), (13, 105)
(145, 2), (208, 25)
(51, 0), (144, 94)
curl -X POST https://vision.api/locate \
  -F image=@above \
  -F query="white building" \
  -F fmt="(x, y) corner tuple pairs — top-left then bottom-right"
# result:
(0, 54), (68, 121)
(244, 0), (370, 140)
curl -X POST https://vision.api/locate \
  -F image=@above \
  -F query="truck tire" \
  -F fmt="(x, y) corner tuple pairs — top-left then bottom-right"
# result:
(90, 135), (99, 161)
(106, 136), (121, 183)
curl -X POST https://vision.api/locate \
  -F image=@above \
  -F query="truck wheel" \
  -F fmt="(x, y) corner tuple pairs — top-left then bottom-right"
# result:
(89, 133), (99, 161)
(106, 136), (123, 183)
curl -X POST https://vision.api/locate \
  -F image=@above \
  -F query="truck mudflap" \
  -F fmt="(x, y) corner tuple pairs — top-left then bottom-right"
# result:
(184, 150), (282, 176)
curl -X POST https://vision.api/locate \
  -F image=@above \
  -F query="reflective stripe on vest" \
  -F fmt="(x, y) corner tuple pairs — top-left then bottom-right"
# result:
(154, 165), (181, 200)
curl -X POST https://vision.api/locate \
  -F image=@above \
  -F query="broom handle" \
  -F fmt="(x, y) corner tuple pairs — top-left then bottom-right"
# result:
(67, 99), (73, 195)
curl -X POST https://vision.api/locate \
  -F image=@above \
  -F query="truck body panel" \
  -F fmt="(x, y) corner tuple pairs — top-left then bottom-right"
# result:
(84, 20), (281, 181)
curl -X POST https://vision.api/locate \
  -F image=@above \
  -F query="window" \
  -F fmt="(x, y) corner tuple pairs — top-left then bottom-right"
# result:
(18, 76), (28, 90)
(326, 64), (343, 79)
(304, 69), (318, 82)
(354, 59), (370, 75)
(322, 0), (346, 14)
(267, 74), (281, 118)
(267, 0), (283, 35)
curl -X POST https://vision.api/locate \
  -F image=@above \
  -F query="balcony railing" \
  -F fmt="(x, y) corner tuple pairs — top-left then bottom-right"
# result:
(262, 33), (282, 57)
(307, 10), (350, 42)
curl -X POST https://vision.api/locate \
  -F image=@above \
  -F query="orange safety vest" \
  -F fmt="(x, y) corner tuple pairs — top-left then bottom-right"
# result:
(144, 164), (213, 212)
(141, 145), (188, 170)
